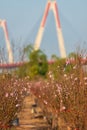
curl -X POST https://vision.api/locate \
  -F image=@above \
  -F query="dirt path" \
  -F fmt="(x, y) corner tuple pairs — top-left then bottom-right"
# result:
(16, 94), (50, 130)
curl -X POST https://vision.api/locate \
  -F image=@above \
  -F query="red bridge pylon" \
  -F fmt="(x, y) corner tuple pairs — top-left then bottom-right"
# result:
(0, 19), (14, 63)
(34, 0), (66, 58)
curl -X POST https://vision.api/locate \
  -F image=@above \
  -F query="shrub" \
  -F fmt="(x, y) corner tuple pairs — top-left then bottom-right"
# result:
(17, 45), (48, 78)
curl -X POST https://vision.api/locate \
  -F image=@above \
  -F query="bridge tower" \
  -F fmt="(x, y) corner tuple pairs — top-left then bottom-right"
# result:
(34, 0), (66, 58)
(0, 19), (14, 63)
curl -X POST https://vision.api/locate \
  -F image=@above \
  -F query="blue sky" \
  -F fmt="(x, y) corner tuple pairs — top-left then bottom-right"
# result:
(0, 0), (87, 59)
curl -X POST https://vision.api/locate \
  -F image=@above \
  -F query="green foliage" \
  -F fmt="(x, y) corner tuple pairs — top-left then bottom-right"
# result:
(29, 49), (48, 77)
(51, 54), (59, 61)
(68, 52), (77, 59)
(23, 44), (33, 58)
(64, 64), (74, 73)
(16, 45), (48, 78)
(48, 58), (66, 79)
(16, 63), (29, 78)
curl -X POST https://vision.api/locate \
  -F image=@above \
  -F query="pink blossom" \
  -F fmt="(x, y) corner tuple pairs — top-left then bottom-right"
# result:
(16, 104), (20, 107)
(84, 77), (87, 80)
(44, 100), (48, 105)
(74, 77), (78, 81)
(64, 74), (67, 77)
(5, 93), (9, 97)
(85, 82), (87, 85)
(10, 93), (14, 97)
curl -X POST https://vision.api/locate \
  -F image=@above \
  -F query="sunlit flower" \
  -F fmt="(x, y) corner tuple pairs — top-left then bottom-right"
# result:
(74, 77), (78, 81)
(64, 74), (67, 77)
(84, 77), (87, 80)
(5, 93), (9, 97)
(84, 82), (87, 85)
(44, 100), (48, 105)
(16, 104), (20, 107)
(10, 93), (14, 97)
(73, 65), (77, 69)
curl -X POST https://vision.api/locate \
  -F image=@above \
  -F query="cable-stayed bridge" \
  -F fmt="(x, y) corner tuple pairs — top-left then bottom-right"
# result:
(0, 0), (87, 69)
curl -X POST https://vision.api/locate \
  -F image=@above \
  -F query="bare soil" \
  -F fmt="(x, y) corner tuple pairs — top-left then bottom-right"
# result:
(16, 94), (50, 130)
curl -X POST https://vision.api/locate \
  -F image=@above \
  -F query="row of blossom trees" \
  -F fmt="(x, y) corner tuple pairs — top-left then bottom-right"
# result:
(29, 57), (87, 130)
(0, 44), (87, 130)
(0, 74), (30, 129)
